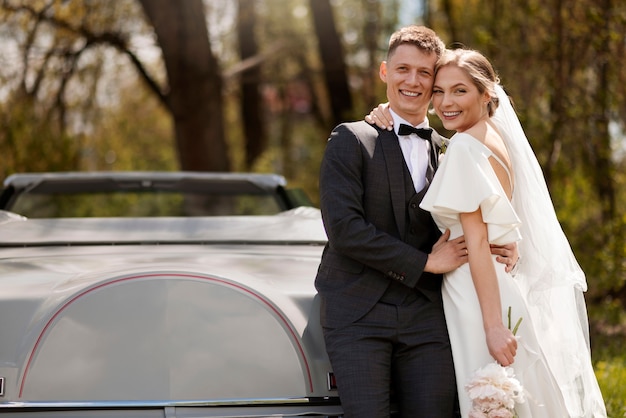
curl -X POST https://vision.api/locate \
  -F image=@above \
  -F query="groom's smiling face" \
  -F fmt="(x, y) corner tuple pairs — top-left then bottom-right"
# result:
(379, 44), (438, 126)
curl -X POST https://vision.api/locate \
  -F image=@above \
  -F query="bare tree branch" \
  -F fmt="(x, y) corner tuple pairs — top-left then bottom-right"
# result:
(2, 1), (168, 107)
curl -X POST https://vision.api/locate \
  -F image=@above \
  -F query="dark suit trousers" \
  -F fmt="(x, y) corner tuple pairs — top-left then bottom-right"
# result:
(322, 291), (457, 418)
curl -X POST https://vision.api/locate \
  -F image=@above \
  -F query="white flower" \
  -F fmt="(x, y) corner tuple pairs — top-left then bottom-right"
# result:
(466, 362), (525, 417)
(467, 308), (525, 417)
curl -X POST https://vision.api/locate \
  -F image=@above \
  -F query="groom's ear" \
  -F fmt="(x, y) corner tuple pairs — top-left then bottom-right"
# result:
(379, 61), (388, 83)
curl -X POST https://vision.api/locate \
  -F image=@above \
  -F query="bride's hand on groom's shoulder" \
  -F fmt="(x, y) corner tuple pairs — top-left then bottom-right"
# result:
(365, 102), (393, 130)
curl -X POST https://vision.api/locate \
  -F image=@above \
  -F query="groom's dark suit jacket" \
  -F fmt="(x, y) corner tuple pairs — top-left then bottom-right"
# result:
(315, 120), (443, 329)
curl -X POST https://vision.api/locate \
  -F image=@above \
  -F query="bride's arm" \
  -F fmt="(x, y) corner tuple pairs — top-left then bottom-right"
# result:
(364, 103), (393, 130)
(460, 208), (518, 366)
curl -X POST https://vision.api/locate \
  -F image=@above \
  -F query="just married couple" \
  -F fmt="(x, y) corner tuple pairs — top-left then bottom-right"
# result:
(314, 25), (607, 417)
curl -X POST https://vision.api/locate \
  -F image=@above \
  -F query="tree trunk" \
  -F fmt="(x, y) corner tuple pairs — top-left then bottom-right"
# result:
(591, 0), (615, 221)
(139, 0), (229, 172)
(237, 0), (266, 169)
(308, 0), (353, 128)
(362, 0), (381, 110)
(440, 0), (458, 42)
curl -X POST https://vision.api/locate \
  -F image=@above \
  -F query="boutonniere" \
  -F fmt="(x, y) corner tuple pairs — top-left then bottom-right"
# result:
(439, 139), (448, 155)
(436, 137), (450, 164)
(430, 131), (448, 151)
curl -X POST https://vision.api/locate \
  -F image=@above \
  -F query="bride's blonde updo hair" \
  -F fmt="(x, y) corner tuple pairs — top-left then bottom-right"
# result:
(436, 48), (500, 117)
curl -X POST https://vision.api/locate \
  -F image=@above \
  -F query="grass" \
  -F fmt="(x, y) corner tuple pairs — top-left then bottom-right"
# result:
(591, 303), (626, 417)
(595, 358), (626, 417)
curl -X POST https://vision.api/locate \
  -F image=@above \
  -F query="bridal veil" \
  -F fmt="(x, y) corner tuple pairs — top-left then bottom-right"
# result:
(492, 85), (607, 417)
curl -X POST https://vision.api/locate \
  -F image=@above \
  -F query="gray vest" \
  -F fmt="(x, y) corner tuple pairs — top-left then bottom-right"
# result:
(380, 150), (442, 305)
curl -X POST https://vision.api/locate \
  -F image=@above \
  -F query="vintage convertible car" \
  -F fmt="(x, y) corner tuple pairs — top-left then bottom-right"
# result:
(0, 172), (342, 417)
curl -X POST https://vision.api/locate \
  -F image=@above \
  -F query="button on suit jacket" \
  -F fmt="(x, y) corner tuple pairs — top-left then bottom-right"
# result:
(315, 120), (443, 329)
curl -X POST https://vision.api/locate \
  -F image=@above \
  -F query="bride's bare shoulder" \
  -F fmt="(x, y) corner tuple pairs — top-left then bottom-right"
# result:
(484, 125), (511, 167)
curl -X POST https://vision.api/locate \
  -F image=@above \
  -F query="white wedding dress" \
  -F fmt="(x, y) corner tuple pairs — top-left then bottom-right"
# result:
(422, 132), (572, 417)
(420, 85), (607, 418)
(422, 85), (607, 418)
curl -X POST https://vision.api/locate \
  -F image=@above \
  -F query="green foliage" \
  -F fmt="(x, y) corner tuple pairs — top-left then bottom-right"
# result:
(249, 117), (326, 207)
(84, 79), (177, 172)
(0, 97), (81, 177)
(12, 191), (283, 217)
(595, 358), (626, 417)
(591, 300), (626, 417)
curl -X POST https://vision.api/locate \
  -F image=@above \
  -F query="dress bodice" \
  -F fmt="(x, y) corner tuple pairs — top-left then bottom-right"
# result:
(420, 132), (521, 245)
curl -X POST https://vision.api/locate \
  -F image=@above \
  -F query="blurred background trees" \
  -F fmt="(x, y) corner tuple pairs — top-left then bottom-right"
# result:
(0, 0), (625, 405)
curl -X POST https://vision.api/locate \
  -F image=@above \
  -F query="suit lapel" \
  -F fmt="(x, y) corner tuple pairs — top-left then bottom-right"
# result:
(425, 138), (437, 186)
(380, 131), (407, 238)
(424, 130), (446, 187)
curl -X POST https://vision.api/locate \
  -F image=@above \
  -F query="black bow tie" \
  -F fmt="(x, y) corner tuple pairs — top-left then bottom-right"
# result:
(398, 124), (432, 140)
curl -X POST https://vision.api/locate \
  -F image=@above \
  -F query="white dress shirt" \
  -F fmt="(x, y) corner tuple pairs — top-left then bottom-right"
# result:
(390, 109), (431, 192)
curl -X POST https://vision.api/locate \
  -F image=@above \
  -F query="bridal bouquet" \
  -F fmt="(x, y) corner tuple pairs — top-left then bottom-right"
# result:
(465, 308), (525, 418)
(465, 362), (525, 418)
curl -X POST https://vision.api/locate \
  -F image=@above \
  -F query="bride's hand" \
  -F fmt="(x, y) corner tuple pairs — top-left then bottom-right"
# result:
(485, 324), (517, 366)
(365, 102), (393, 130)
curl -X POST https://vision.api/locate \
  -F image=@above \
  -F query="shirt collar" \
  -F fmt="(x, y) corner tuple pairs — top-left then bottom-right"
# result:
(389, 109), (429, 136)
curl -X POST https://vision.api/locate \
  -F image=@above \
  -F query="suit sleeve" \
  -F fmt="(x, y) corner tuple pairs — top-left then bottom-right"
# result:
(319, 123), (429, 288)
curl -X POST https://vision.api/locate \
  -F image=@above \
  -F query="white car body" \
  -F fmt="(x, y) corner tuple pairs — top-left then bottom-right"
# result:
(0, 207), (342, 417)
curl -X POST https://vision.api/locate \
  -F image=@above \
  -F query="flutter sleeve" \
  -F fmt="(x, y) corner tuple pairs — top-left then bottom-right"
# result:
(420, 133), (522, 245)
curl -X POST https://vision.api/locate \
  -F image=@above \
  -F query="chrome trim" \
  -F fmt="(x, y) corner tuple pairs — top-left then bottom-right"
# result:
(0, 397), (341, 409)
(0, 377), (4, 396)
(0, 399), (344, 417)
(327, 372), (338, 391)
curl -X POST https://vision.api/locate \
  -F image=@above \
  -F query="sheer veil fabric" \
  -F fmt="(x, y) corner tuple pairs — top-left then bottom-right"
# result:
(491, 85), (607, 417)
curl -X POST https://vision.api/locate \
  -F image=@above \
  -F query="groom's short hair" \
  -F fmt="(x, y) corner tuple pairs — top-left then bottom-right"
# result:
(387, 25), (445, 60)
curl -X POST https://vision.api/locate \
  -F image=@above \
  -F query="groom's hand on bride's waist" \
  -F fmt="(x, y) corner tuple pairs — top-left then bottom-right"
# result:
(425, 229), (468, 274)
(490, 242), (520, 273)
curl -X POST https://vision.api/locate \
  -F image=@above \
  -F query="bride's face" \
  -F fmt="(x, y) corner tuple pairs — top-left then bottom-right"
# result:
(431, 65), (490, 132)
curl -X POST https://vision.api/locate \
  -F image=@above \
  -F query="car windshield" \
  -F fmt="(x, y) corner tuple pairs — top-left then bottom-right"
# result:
(9, 191), (283, 217)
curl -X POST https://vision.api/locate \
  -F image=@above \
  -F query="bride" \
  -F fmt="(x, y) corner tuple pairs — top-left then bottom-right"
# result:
(369, 48), (606, 417)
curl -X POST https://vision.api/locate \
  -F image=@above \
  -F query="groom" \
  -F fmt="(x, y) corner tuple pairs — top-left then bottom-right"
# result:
(315, 25), (517, 417)
(315, 25), (462, 417)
